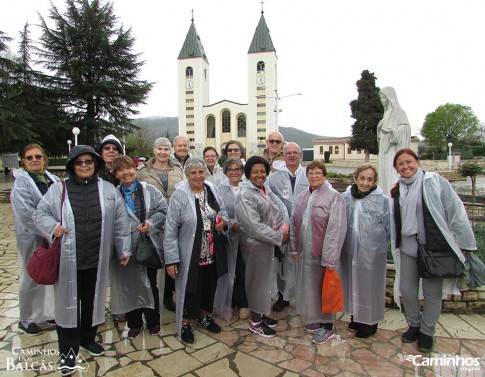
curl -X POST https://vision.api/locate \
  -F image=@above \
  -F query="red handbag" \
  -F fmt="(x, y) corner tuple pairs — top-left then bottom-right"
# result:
(27, 181), (65, 285)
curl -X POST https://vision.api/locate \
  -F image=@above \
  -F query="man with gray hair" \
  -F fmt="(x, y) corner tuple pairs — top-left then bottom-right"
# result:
(267, 142), (309, 312)
(173, 135), (191, 168)
(260, 131), (285, 172)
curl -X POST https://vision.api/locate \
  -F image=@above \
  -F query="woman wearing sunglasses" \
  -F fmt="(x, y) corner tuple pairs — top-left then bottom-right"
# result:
(33, 145), (131, 374)
(11, 144), (60, 336)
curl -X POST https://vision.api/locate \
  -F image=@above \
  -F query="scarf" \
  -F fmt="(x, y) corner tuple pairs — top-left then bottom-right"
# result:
(350, 183), (377, 199)
(121, 180), (138, 214)
(399, 167), (424, 236)
(28, 170), (48, 184)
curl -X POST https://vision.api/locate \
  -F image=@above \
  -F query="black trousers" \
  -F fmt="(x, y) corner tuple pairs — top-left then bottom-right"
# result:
(164, 274), (175, 302)
(126, 267), (160, 330)
(183, 263), (217, 320)
(232, 246), (248, 308)
(57, 268), (98, 356)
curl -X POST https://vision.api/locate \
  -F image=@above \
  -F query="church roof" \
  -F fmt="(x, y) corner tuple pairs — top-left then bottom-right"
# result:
(178, 21), (209, 62)
(248, 13), (276, 54)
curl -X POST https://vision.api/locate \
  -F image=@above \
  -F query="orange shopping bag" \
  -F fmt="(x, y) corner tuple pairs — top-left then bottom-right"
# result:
(321, 268), (344, 313)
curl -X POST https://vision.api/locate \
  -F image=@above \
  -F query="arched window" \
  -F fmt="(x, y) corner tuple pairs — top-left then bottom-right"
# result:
(222, 110), (231, 133)
(335, 146), (340, 154)
(206, 116), (215, 138)
(257, 61), (265, 73)
(185, 66), (193, 78)
(329, 146), (333, 154)
(237, 115), (246, 137)
(319, 146), (324, 154)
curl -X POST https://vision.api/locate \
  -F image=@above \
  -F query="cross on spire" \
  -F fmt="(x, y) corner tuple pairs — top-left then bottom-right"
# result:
(261, 1), (264, 14)
(191, 9), (194, 22)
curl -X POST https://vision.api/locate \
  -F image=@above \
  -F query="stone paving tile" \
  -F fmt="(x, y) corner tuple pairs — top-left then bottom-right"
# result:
(1, 202), (485, 376)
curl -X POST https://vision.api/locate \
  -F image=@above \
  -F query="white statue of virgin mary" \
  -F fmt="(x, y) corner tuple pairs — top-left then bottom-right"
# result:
(377, 87), (411, 196)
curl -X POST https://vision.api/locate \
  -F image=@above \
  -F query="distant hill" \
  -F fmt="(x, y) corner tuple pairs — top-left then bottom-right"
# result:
(278, 127), (327, 149)
(132, 117), (326, 148)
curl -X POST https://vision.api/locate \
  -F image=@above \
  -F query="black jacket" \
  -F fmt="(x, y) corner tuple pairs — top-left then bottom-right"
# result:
(393, 189), (453, 253)
(66, 174), (103, 269)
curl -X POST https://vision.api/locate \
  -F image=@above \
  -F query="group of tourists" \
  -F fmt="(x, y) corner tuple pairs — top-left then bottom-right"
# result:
(11, 131), (476, 375)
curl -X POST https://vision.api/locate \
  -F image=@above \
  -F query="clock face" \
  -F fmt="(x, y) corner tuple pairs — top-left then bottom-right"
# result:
(256, 76), (266, 85)
(185, 81), (194, 89)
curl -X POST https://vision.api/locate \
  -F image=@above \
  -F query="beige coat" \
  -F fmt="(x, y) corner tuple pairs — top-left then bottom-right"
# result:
(136, 158), (184, 203)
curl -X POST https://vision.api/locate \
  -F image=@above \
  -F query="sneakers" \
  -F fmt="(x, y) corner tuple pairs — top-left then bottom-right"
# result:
(312, 328), (335, 344)
(304, 323), (322, 333)
(417, 332), (433, 353)
(248, 320), (276, 338)
(80, 342), (105, 356)
(149, 324), (161, 336)
(401, 326), (420, 343)
(197, 316), (221, 333)
(113, 314), (126, 322)
(239, 308), (250, 320)
(18, 322), (42, 336)
(263, 315), (278, 328)
(272, 292), (290, 312)
(181, 323), (194, 344)
(59, 354), (76, 376)
(127, 327), (142, 340)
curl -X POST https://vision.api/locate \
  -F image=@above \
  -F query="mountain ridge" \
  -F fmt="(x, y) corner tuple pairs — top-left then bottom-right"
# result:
(132, 116), (327, 148)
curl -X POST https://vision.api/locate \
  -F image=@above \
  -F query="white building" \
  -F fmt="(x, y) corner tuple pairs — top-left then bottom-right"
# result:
(313, 136), (419, 161)
(177, 11), (279, 156)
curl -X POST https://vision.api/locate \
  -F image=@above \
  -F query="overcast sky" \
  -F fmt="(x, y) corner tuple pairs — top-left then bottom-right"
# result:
(3, 0), (485, 138)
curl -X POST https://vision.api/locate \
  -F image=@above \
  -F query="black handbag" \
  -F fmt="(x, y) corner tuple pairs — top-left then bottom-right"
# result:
(416, 244), (463, 279)
(136, 233), (163, 269)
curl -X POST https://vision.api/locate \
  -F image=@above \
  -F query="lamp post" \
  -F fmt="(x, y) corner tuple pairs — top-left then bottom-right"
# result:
(448, 142), (453, 171)
(67, 140), (72, 152)
(72, 127), (80, 146)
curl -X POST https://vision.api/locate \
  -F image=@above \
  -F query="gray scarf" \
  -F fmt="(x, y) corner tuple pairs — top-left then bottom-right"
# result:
(399, 167), (424, 236)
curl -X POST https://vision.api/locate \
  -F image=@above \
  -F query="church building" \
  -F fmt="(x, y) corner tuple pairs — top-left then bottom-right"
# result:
(177, 9), (279, 157)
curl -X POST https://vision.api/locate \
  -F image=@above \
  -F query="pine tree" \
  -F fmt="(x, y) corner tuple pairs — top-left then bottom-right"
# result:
(0, 31), (37, 153)
(349, 70), (383, 161)
(36, 0), (153, 147)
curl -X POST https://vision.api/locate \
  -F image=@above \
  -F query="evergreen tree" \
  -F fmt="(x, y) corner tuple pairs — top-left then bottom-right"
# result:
(36, 0), (153, 147)
(349, 70), (383, 161)
(16, 23), (72, 157)
(0, 31), (37, 153)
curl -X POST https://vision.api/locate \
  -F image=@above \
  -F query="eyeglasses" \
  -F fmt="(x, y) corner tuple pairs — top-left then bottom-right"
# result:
(227, 148), (240, 152)
(227, 168), (242, 173)
(268, 140), (282, 145)
(74, 159), (94, 167)
(25, 155), (43, 161)
(103, 146), (118, 151)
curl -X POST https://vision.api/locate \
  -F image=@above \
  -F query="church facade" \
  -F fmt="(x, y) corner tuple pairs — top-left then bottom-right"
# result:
(177, 11), (279, 157)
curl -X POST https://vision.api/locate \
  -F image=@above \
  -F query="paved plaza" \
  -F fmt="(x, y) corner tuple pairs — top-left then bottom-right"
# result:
(0, 174), (484, 376)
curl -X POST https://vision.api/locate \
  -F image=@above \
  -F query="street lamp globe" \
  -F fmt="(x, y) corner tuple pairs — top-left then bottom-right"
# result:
(67, 139), (72, 152)
(72, 127), (80, 146)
